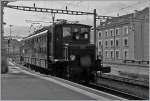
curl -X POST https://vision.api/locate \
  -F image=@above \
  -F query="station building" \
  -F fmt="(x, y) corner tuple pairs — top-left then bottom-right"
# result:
(96, 7), (149, 63)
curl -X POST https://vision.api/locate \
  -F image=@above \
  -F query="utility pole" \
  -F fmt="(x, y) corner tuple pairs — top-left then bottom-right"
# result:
(1, 1), (10, 73)
(1, 1), (4, 61)
(51, 13), (55, 59)
(94, 9), (97, 58)
(8, 25), (13, 57)
(9, 24), (13, 39)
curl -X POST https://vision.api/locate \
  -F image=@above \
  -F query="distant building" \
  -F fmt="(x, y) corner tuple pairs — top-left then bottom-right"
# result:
(3, 37), (22, 62)
(96, 7), (149, 63)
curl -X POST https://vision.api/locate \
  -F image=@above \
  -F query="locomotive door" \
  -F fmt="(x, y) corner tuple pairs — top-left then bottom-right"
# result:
(54, 26), (63, 59)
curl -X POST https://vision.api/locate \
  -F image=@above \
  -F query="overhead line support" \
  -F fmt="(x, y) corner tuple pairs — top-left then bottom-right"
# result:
(6, 5), (94, 15)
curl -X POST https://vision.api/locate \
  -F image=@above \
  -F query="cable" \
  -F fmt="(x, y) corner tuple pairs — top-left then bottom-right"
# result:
(118, 0), (148, 13)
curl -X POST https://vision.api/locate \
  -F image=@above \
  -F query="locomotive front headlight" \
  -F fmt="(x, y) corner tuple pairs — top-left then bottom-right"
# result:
(70, 55), (76, 61)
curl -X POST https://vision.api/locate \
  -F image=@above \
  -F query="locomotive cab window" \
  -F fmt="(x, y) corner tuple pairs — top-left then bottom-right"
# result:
(72, 27), (89, 40)
(81, 28), (89, 39)
(72, 28), (80, 40)
(63, 27), (71, 43)
(63, 27), (71, 38)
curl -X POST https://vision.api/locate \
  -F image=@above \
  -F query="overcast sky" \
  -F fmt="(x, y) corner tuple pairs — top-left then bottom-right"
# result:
(3, 0), (149, 36)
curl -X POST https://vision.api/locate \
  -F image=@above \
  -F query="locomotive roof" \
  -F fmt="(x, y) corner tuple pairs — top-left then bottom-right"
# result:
(23, 30), (48, 40)
(55, 23), (92, 27)
(23, 23), (91, 40)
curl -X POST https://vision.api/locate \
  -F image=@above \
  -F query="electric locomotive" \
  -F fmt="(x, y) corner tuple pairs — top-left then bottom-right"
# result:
(21, 20), (109, 82)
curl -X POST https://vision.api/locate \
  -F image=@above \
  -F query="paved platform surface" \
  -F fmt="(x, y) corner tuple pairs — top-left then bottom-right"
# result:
(1, 61), (125, 100)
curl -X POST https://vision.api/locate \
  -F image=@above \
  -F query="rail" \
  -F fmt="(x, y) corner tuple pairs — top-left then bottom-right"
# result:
(100, 74), (149, 87)
(87, 83), (146, 100)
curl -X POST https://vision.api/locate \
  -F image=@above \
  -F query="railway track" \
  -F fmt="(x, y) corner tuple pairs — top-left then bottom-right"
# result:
(14, 62), (147, 100)
(86, 82), (146, 100)
(101, 74), (148, 87)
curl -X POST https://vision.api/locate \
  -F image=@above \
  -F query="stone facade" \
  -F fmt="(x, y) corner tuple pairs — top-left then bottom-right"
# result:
(96, 7), (149, 63)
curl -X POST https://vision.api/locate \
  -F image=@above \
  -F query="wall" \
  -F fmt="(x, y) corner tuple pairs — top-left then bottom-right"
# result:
(143, 13), (149, 61)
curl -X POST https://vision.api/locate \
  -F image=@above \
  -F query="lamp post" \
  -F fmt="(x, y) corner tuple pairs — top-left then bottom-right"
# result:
(8, 24), (13, 58)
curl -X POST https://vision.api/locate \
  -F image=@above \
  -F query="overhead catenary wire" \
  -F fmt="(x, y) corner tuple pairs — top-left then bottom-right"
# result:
(118, 0), (148, 16)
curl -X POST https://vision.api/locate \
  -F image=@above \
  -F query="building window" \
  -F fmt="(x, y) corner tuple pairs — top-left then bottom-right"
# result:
(110, 29), (114, 37)
(105, 51), (108, 58)
(110, 51), (113, 59)
(116, 39), (119, 47)
(105, 30), (108, 37)
(115, 28), (120, 36)
(124, 26), (128, 35)
(110, 39), (114, 47)
(99, 41), (102, 48)
(116, 51), (120, 59)
(105, 40), (108, 47)
(124, 50), (128, 59)
(123, 38), (128, 47)
(98, 31), (102, 38)
(99, 51), (102, 56)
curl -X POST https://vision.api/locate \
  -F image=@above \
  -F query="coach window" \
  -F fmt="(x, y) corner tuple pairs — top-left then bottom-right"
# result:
(45, 36), (47, 42)
(34, 38), (35, 43)
(38, 37), (39, 42)
(40, 36), (42, 42)
(36, 38), (37, 43)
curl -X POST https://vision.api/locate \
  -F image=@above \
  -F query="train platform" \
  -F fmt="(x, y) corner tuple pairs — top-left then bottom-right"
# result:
(1, 61), (125, 100)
